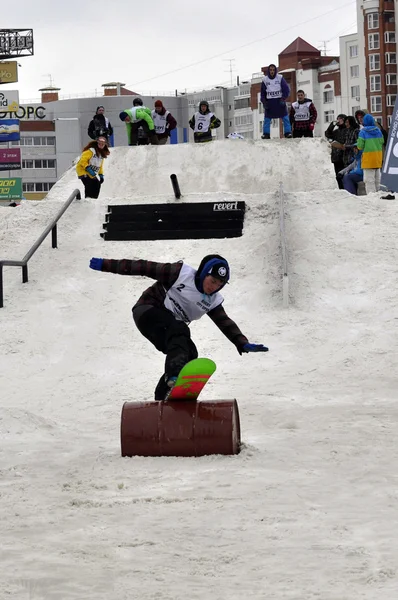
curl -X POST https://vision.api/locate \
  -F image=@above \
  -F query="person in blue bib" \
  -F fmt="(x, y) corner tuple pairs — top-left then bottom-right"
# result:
(261, 64), (292, 139)
(89, 254), (268, 400)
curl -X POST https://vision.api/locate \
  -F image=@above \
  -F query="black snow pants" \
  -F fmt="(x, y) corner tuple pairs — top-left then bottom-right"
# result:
(133, 305), (198, 400)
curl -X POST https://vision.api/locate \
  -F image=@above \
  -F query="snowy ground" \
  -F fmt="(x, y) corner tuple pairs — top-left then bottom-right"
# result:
(1, 139), (398, 599)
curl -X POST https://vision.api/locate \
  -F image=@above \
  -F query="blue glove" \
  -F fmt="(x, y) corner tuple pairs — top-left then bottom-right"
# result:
(99, 174), (104, 184)
(86, 166), (96, 178)
(89, 257), (104, 271)
(240, 343), (269, 354)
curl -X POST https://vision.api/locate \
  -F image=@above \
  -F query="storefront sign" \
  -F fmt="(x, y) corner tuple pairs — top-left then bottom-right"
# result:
(0, 118), (20, 141)
(0, 61), (18, 84)
(0, 177), (22, 200)
(0, 90), (19, 113)
(0, 105), (45, 120)
(0, 148), (21, 171)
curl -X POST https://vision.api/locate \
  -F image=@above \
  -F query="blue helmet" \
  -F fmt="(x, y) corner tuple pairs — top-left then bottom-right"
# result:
(195, 254), (230, 293)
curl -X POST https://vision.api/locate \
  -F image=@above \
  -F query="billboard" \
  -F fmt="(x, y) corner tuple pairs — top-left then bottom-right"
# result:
(0, 90), (19, 113)
(0, 61), (18, 84)
(0, 118), (20, 141)
(0, 29), (34, 59)
(381, 97), (398, 192)
(0, 177), (22, 200)
(0, 148), (21, 171)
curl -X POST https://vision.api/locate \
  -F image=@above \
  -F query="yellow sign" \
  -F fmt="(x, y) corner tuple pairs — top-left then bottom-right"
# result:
(0, 61), (18, 84)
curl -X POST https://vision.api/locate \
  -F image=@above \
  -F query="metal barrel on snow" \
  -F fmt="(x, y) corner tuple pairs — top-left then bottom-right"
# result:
(120, 399), (241, 457)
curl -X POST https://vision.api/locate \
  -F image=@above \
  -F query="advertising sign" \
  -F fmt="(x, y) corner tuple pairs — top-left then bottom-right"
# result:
(0, 148), (21, 171)
(0, 118), (20, 141)
(0, 61), (18, 84)
(0, 177), (22, 200)
(0, 90), (19, 113)
(0, 29), (34, 59)
(381, 98), (398, 192)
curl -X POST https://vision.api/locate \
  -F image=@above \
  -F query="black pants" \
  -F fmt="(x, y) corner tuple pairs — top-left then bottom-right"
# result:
(129, 121), (158, 146)
(333, 160), (345, 189)
(133, 305), (198, 400)
(293, 129), (313, 138)
(81, 176), (101, 199)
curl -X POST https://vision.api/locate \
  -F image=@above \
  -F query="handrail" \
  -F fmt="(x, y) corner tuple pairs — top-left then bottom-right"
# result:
(279, 182), (289, 308)
(0, 188), (81, 308)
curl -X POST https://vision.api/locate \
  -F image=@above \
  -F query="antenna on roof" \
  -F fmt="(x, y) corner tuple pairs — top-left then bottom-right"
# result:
(318, 41), (329, 56)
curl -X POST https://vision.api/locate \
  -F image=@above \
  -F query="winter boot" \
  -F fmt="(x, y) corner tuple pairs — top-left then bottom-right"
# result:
(261, 133), (270, 139)
(284, 132), (292, 138)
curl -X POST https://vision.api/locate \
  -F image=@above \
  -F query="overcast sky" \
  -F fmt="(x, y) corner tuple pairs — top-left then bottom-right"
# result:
(3, 0), (357, 102)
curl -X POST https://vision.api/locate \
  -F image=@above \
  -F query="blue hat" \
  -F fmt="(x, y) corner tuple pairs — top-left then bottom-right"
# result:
(119, 111), (129, 121)
(195, 254), (230, 293)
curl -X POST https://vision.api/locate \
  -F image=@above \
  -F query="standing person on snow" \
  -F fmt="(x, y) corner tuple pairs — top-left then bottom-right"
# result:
(189, 100), (221, 143)
(261, 64), (292, 139)
(151, 100), (177, 145)
(88, 106), (113, 142)
(325, 114), (347, 189)
(119, 98), (159, 146)
(356, 113), (384, 194)
(89, 254), (268, 400)
(289, 90), (317, 138)
(76, 136), (109, 199)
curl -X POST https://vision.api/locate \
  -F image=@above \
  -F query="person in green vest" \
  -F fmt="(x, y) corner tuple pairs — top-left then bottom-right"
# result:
(119, 98), (158, 146)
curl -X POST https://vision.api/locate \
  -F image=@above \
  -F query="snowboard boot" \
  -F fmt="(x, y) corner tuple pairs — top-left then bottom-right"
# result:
(261, 133), (270, 139)
(284, 132), (292, 138)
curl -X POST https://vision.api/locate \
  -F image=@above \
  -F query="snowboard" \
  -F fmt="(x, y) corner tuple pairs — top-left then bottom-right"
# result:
(166, 357), (216, 401)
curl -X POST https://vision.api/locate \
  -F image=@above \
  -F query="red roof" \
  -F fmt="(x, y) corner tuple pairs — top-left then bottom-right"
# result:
(280, 37), (320, 56)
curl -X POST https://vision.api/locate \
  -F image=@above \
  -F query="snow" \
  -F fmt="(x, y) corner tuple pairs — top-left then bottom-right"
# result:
(1, 138), (398, 599)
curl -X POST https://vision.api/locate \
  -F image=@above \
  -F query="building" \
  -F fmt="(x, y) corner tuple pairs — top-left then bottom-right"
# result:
(358, 0), (397, 128)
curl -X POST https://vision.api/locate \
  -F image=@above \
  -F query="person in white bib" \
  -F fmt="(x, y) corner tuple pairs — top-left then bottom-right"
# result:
(76, 136), (109, 198)
(289, 90), (317, 138)
(189, 100), (221, 143)
(260, 64), (292, 139)
(89, 253), (268, 400)
(151, 100), (177, 144)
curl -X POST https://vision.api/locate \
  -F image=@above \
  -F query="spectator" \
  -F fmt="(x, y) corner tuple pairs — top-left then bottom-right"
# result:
(342, 116), (359, 167)
(119, 98), (158, 146)
(340, 148), (363, 195)
(88, 106), (113, 142)
(261, 64), (292, 139)
(356, 113), (384, 194)
(289, 90), (317, 138)
(325, 114), (347, 189)
(76, 136), (109, 199)
(189, 100), (221, 143)
(355, 109), (388, 147)
(151, 100), (177, 145)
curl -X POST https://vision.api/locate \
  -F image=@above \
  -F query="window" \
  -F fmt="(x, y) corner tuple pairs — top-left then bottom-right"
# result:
(368, 13), (379, 29)
(234, 97), (250, 109)
(23, 182), (54, 192)
(19, 136), (55, 146)
(350, 65), (359, 78)
(369, 54), (380, 70)
(370, 96), (382, 113)
(33, 159), (56, 169)
(386, 53), (397, 64)
(323, 90), (334, 103)
(259, 121), (263, 133)
(349, 45), (358, 58)
(385, 31), (396, 43)
(387, 94), (397, 106)
(386, 73), (397, 85)
(22, 159), (34, 168)
(351, 85), (360, 98)
(234, 114), (253, 126)
(388, 115), (392, 127)
(384, 12), (394, 24)
(374, 116), (383, 126)
(352, 106), (361, 116)
(324, 110), (335, 123)
(368, 33), (380, 49)
(370, 74), (381, 91)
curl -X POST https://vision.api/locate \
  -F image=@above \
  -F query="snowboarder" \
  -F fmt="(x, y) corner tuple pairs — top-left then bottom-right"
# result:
(261, 64), (292, 139)
(89, 254), (268, 400)
(189, 101), (221, 143)
(76, 136), (109, 199)
(119, 98), (158, 146)
(151, 100), (177, 144)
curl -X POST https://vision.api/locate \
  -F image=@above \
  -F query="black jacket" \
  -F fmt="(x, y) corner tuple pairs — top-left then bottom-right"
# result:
(88, 114), (113, 140)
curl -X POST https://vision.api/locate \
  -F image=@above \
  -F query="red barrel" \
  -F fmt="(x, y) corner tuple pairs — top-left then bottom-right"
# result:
(120, 399), (241, 457)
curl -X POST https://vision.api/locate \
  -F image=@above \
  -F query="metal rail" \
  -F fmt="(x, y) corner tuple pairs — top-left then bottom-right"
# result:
(279, 182), (289, 308)
(0, 188), (81, 308)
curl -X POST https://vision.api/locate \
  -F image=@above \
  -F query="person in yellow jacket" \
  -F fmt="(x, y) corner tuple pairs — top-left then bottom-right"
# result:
(76, 136), (110, 198)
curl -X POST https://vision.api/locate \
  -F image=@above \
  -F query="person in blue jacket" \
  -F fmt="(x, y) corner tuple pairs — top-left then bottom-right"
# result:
(341, 148), (363, 195)
(261, 64), (292, 139)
